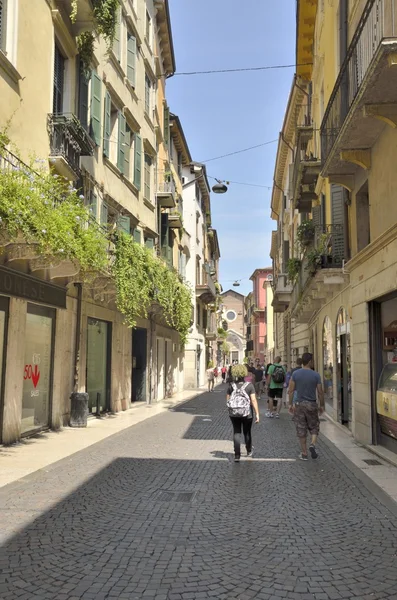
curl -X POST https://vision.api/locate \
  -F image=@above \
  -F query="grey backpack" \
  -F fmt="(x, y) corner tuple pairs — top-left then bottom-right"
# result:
(227, 383), (251, 418)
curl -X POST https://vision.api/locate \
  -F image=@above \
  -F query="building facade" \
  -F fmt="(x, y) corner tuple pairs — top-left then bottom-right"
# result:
(248, 268), (272, 365)
(182, 161), (221, 388)
(271, 0), (397, 455)
(0, 0), (219, 444)
(220, 289), (245, 365)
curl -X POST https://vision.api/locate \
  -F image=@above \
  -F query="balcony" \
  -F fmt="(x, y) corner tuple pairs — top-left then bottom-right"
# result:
(168, 207), (183, 229)
(48, 114), (94, 181)
(59, 0), (94, 35)
(272, 274), (293, 313)
(293, 126), (321, 213)
(321, 0), (397, 182)
(205, 314), (218, 341)
(157, 172), (176, 208)
(196, 274), (216, 304)
(290, 226), (349, 323)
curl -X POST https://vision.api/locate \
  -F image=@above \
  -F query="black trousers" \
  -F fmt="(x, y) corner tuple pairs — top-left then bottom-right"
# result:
(230, 417), (253, 458)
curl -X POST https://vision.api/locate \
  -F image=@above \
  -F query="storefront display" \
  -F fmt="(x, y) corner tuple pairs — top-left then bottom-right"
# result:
(336, 308), (352, 427)
(376, 363), (397, 440)
(22, 304), (55, 434)
(323, 316), (334, 410)
(86, 318), (111, 413)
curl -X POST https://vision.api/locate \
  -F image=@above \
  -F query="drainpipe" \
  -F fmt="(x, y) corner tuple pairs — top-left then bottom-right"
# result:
(73, 282), (83, 393)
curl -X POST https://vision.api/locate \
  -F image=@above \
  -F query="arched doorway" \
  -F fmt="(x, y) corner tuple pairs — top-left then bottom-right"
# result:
(336, 308), (352, 428)
(323, 317), (334, 411)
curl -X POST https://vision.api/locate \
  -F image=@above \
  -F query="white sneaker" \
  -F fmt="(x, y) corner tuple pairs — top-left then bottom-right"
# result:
(265, 411), (272, 418)
(275, 414), (280, 419)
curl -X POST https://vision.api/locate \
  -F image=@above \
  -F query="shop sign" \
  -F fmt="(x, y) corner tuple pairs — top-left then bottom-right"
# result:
(0, 266), (66, 308)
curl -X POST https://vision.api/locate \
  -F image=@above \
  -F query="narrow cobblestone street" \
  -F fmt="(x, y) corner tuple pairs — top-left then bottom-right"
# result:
(1, 387), (397, 600)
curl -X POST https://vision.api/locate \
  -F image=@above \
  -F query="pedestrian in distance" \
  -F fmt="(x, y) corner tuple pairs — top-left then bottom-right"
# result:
(288, 352), (325, 460)
(226, 364), (260, 462)
(221, 365), (227, 383)
(253, 365), (264, 399)
(206, 361), (215, 392)
(266, 357), (286, 418)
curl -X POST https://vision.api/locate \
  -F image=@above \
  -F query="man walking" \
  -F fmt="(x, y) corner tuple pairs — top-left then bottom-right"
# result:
(288, 352), (324, 460)
(266, 357), (286, 418)
(253, 365), (264, 399)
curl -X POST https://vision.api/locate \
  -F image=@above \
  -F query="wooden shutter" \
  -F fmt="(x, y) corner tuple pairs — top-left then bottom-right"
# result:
(331, 184), (345, 259)
(53, 44), (65, 114)
(124, 126), (131, 179)
(133, 228), (141, 244)
(103, 91), (111, 157)
(312, 205), (322, 228)
(117, 112), (126, 173)
(118, 215), (131, 235)
(127, 32), (136, 87)
(0, 0), (6, 50)
(161, 213), (169, 259)
(144, 154), (151, 200)
(145, 237), (154, 250)
(100, 201), (108, 226)
(88, 192), (97, 220)
(164, 105), (170, 147)
(90, 71), (102, 145)
(134, 133), (142, 189)
(78, 60), (89, 131)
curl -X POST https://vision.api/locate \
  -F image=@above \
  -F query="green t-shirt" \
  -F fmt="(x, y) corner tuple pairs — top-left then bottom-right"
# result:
(267, 363), (286, 389)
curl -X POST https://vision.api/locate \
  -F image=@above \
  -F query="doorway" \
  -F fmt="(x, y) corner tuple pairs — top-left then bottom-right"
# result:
(0, 297), (9, 443)
(196, 345), (202, 388)
(132, 328), (147, 403)
(156, 337), (165, 401)
(86, 318), (111, 414)
(336, 308), (352, 427)
(165, 339), (172, 398)
(22, 304), (55, 434)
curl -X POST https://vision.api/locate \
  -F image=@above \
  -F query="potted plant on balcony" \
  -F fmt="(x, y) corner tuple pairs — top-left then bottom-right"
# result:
(286, 258), (301, 283)
(297, 220), (315, 247)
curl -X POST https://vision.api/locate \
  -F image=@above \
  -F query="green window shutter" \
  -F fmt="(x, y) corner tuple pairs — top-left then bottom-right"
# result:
(127, 33), (136, 87)
(117, 111), (126, 173)
(164, 105), (170, 147)
(117, 215), (131, 235)
(78, 59), (89, 130)
(134, 133), (142, 189)
(90, 71), (102, 145)
(144, 153), (151, 200)
(124, 126), (131, 179)
(133, 228), (141, 244)
(100, 201), (108, 226)
(145, 237), (154, 250)
(88, 192), (97, 220)
(160, 213), (169, 258)
(103, 91), (111, 157)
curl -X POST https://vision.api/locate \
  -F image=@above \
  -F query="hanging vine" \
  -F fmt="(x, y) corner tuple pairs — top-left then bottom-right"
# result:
(113, 234), (192, 344)
(71, 0), (121, 72)
(0, 153), (108, 272)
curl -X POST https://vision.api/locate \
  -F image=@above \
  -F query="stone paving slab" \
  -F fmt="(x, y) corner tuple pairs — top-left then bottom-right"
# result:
(0, 387), (397, 600)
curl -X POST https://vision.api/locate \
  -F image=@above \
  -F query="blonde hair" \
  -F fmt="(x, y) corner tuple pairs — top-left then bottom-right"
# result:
(231, 364), (248, 380)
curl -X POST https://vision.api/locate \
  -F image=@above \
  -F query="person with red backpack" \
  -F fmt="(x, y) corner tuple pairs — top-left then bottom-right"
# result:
(226, 364), (260, 462)
(266, 357), (286, 418)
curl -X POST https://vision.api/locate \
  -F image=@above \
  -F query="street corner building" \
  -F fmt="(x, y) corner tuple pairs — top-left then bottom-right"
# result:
(270, 0), (397, 456)
(0, 0), (222, 444)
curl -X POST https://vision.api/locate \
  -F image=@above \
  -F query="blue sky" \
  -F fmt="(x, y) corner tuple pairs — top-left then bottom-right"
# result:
(167, 0), (296, 297)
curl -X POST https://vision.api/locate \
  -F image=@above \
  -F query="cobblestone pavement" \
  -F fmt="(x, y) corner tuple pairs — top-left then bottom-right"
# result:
(1, 387), (397, 600)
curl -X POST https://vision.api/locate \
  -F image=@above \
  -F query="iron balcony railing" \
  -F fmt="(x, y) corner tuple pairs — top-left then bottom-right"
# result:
(321, 0), (395, 164)
(157, 171), (176, 196)
(48, 113), (94, 175)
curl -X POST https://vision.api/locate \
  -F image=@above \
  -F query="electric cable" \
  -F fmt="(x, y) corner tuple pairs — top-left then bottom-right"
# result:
(172, 63), (313, 77)
(202, 139), (278, 163)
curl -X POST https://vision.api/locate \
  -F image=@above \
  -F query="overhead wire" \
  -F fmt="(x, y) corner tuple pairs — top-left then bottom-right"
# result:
(172, 63), (313, 77)
(202, 139), (278, 163)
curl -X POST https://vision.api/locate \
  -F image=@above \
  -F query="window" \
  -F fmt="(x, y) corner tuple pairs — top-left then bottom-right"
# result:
(145, 236), (155, 250)
(226, 310), (236, 322)
(195, 181), (200, 201)
(0, 0), (7, 51)
(196, 258), (200, 285)
(100, 200), (108, 226)
(144, 153), (151, 200)
(134, 133), (142, 189)
(145, 74), (151, 114)
(196, 303), (201, 327)
(145, 10), (151, 45)
(88, 190), (97, 220)
(163, 105), (170, 146)
(53, 43), (65, 114)
(177, 152), (183, 180)
(117, 112), (126, 173)
(108, 100), (119, 164)
(118, 215), (131, 235)
(126, 31), (136, 87)
(78, 59), (89, 131)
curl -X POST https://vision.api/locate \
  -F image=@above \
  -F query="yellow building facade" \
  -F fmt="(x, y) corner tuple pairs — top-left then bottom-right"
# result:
(0, 0), (192, 444)
(271, 0), (397, 455)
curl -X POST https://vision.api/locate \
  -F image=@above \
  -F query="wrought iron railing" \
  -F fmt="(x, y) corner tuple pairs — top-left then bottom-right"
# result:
(321, 0), (395, 164)
(48, 113), (94, 175)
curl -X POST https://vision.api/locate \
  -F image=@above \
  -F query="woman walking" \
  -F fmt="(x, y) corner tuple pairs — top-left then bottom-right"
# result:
(226, 364), (260, 462)
(206, 361), (215, 392)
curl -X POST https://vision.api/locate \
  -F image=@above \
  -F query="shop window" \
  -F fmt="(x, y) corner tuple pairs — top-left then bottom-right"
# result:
(336, 307), (352, 427)
(323, 316), (334, 411)
(22, 305), (55, 434)
(86, 318), (111, 414)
